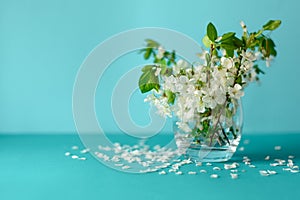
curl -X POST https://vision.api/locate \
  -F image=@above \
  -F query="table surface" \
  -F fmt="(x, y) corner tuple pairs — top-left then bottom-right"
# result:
(1, 133), (299, 200)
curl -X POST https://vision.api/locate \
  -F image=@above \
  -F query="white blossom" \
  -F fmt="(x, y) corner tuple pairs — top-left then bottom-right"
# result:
(242, 51), (256, 62)
(197, 100), (206, 113)
(240, 21), (247, 33)
(242, 60), (254, 71)
(173, 59), (190, 75)
(176, 121), (192, 133)
(145, 94), (171, 118)
(197, 50), (209, 65)
(265, 56), (274, 67)
(156, 46), (165, 59)
(154, 67), (161, 76)
(228, 84), (244, 99)
(163, 75), (176, 92)
(221, 57), (234, 69)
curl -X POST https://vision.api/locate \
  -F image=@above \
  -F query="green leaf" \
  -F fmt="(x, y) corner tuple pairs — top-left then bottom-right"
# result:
(158, 59), (167, 66)
(254, 29), (264, 37)
(235, 75), (242, 85)
(139, 65), (160, 93)
(145, 39), (160, 48)
(141, 65), (155, 72)
(232, 37), (243, 48)
(138, 68), (160, 93)
(171, 50), (176, 60)
(220, 43), (237, 51)
(139, 82), (160, 94)
(165, 90), (176, 104)
(253, 65), (265, 75)
(161, 67), (172, 76)
(263, 20), (281, 31)
(220, 32), (235, 42)
(205, 53), (211, 64)
(202, 35), (212, 48)
(207, 22), (218, 42)
(267, 38), (277, 56)
(220, 36), (243, 51)
(261, 38), (277, 57)
(143, 48), (151, 59)
(225, 49), (234, 57)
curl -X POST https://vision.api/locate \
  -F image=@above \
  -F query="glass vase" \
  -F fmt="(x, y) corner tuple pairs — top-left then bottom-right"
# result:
(174, 100), (243, 162)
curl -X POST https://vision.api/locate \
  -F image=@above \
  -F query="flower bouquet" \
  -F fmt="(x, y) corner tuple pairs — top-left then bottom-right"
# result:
(138, 20), (281, 162)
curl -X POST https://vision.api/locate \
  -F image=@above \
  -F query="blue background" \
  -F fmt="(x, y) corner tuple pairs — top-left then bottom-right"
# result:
(1, 0), (299, 134)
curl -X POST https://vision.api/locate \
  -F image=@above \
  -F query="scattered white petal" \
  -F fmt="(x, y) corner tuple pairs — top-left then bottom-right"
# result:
(213, 167), (221, 171)
(206, 163), (212, 166)
(80, 148), (90, 154)
(292, 166), (299, 170)
(259, 170), (269, 176)
(188, 171), (197, 175)
(270, 163), (279, 167)
(210, 174), (219, 179)
(72, 146), (79, 150)
(114, 163), (124, 167)
(65, 152), (71, 156)
(274, 146), (282, 151)
(274, 159), (285, 163)
(290, 170), (299, 173)
(267, 170), (277, 175)
(175, 171), (183, 175)
(238, 147), (245, 151)
(264, 156), (270, 161)
(224, 163), (238, 170)
(158, 171), (166, 175)
(78, 157), (86, 161)
(122, 165), (130, 170)
(195, 162), (202, 166)
(288, 155), (295, 159)
(249, 165), (256, 168)
(200, 170), (207, 173)
(71, 155), (79, 159)
(230, 173), (238, 179)
(243, 140), (250, 145)
(231, 169), (238, 173)
(282, 168), (291, 171)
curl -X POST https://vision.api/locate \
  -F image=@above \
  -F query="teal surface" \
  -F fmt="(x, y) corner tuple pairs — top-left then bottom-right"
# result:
(1, 134), (299, 200)
(1, 0), (300, 134)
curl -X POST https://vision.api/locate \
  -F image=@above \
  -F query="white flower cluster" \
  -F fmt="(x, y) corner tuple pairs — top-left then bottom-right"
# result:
(145, 49), (261, 133)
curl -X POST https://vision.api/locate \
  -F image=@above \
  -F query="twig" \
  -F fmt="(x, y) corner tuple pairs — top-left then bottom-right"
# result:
(209, 100), (228, 146)
(219, 122), (230, 145)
